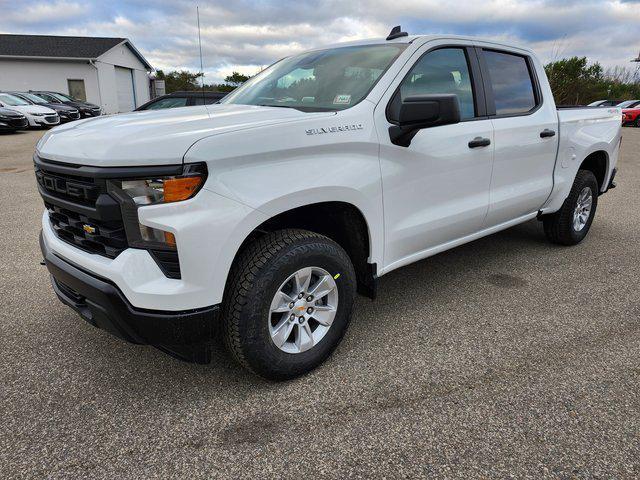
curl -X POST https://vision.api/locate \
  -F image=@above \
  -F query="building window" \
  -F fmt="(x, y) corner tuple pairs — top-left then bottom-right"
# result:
(67, 79), (87, 102)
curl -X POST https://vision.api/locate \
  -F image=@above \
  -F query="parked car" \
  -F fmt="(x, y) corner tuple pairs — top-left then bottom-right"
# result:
(0, 107), (29, 132)
(37, 31), (621, 380)
(587, 100), (624, 107)
(29, 91), (102, 118)
(616, 100), (640, 109)
(622, 106), (640, 127)
(0, 93), (59, 128)
(135, 91), (227, 111)
(10, 92), (81, 123)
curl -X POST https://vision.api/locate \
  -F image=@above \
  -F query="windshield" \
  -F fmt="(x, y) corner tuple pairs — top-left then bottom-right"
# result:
(587, 101), (604, 106)
(0, 93), (30, 106)
(51, 92), (75, 102)
(617, 100), (638, 108)
(221, 44), (407, 112)
(19, 93), (47, 104)
(34, 93), (60, 103)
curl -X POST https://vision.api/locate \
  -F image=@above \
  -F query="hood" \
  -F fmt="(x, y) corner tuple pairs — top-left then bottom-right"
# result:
(0, 108), (25, 118)
(45, 103), (76, 112)
(10, 104), (57, 115)
(36, 104), (334, 166)
(68, 101), (98, 109)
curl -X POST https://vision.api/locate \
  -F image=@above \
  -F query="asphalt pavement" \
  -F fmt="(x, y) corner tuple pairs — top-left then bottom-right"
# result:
(1, 127), (638, 479)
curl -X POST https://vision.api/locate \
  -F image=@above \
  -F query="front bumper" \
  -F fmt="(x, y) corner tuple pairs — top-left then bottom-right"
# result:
(0, 118), (28, 130)
(30, 115), (60, 127)
(41, 231), (220, 362)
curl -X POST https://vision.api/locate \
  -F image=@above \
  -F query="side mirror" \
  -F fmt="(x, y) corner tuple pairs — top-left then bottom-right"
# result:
(388, 94), (461, 147)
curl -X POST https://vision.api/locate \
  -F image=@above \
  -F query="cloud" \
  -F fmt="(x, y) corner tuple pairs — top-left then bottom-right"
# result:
(2, 1), (89, 25)
(0, 0), (638, 83)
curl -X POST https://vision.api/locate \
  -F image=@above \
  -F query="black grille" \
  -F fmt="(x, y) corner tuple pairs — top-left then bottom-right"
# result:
(36, 158), (127, 259)
(6, 117), (27, 128)
(45, 115), (58, 123)
(45, 201), (127, 257)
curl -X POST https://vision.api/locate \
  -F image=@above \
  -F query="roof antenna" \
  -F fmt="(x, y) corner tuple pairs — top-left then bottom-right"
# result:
(197, 6), (205, 100)
(386, 25), (408, 41)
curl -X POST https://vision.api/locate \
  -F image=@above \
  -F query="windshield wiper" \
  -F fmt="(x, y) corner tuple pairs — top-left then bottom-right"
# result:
(256, 104), (295, 109)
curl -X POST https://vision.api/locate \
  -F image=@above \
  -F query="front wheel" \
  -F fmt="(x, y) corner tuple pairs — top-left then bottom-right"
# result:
(222, 229), (356, 380)
(543, 169), (599, 246)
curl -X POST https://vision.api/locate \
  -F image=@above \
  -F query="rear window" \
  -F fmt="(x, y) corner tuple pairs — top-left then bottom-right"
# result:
(484, 50), (537, 115)
(145, 97), (188, 110)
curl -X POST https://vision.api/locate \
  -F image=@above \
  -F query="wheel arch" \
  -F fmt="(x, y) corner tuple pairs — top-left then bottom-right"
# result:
(579, 150), (609, 193)
(228, 200), (379, 299)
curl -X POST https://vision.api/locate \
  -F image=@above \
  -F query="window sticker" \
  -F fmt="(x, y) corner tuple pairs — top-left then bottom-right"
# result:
(333, 94), (352, 105)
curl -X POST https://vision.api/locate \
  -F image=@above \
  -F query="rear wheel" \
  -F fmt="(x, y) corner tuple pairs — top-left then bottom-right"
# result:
(222, 229), (356, 380)
(543, 169), (599, 246)
(635, 116), (640, 128)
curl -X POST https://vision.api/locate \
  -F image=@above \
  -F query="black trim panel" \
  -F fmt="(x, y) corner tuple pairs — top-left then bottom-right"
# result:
(41, 231), (219, 362)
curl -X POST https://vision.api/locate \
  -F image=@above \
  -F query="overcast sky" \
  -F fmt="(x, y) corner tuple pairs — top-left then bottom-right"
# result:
(1, 0), (639, 83)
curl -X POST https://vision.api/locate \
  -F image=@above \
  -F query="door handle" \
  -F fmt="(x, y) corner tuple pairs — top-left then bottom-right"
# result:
(468, 137), (491, 148)
(540, 129), (556, 138)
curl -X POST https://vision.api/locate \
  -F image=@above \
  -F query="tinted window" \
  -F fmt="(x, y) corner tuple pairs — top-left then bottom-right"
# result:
(192, 96), (221, 106)
(398, 48), (476, 120)
(145, 97), (188, 110)
(484, 50), (537, 115)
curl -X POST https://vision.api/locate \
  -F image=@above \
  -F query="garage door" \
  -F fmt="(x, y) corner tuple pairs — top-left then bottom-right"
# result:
(115, 67), (136, 112)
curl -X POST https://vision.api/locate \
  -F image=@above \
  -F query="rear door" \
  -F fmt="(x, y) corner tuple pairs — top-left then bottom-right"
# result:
(477, 47), (559, 226)
(375, 42), (495, 272)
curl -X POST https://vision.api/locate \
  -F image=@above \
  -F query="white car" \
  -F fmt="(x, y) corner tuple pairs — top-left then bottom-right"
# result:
(37, 29), (621, 379)
(0, 92), (59, 127)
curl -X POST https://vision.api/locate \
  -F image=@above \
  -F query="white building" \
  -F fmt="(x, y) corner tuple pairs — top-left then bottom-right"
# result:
(0, 34), (153, 114)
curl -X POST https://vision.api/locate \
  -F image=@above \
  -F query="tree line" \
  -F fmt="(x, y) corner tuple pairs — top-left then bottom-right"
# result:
(545, 57), (639, 105)
(156, 56), (640, 106)
(154, 70), (251, 94)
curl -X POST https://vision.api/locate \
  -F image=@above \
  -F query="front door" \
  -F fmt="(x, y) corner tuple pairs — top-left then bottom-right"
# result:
(375, 45), (494, 273)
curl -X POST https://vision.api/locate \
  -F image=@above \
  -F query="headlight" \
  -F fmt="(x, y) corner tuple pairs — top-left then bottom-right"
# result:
(107, 163), (207, 250)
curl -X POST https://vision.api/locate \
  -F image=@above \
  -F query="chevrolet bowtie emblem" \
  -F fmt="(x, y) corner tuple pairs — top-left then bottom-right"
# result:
(83, 224), (96, 234)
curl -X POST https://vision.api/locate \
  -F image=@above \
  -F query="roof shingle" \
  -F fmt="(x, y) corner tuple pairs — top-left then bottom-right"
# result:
(0, 34), (126, 59)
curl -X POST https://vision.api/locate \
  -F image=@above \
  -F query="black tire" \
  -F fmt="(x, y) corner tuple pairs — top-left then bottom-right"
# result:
(543, 169), (599, 246)
(635, 117), (640, 128)
(222, 229), (356, 380)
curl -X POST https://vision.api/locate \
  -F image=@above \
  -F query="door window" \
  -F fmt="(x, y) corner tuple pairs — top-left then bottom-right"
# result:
(483, 51), (537, 115)
(396, 48), (476, 120)
(67, 79), (87, 102)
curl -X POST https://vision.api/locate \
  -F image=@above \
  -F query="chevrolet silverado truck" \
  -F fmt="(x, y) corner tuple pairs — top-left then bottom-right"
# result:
(37, 29), (621, 380)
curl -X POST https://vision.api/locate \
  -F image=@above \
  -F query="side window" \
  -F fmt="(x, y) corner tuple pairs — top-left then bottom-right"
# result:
(483, 50), (537, 115)
(397, 48), (476, 120)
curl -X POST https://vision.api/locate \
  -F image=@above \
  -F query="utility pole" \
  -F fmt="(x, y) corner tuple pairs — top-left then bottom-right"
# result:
(197, 6), (205, 97)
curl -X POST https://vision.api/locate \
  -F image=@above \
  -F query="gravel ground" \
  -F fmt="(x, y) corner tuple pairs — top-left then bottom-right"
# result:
(1, 128), (639, 479)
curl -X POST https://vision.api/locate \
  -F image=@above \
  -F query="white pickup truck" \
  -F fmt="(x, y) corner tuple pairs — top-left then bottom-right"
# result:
(37, 29), (621, 379)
